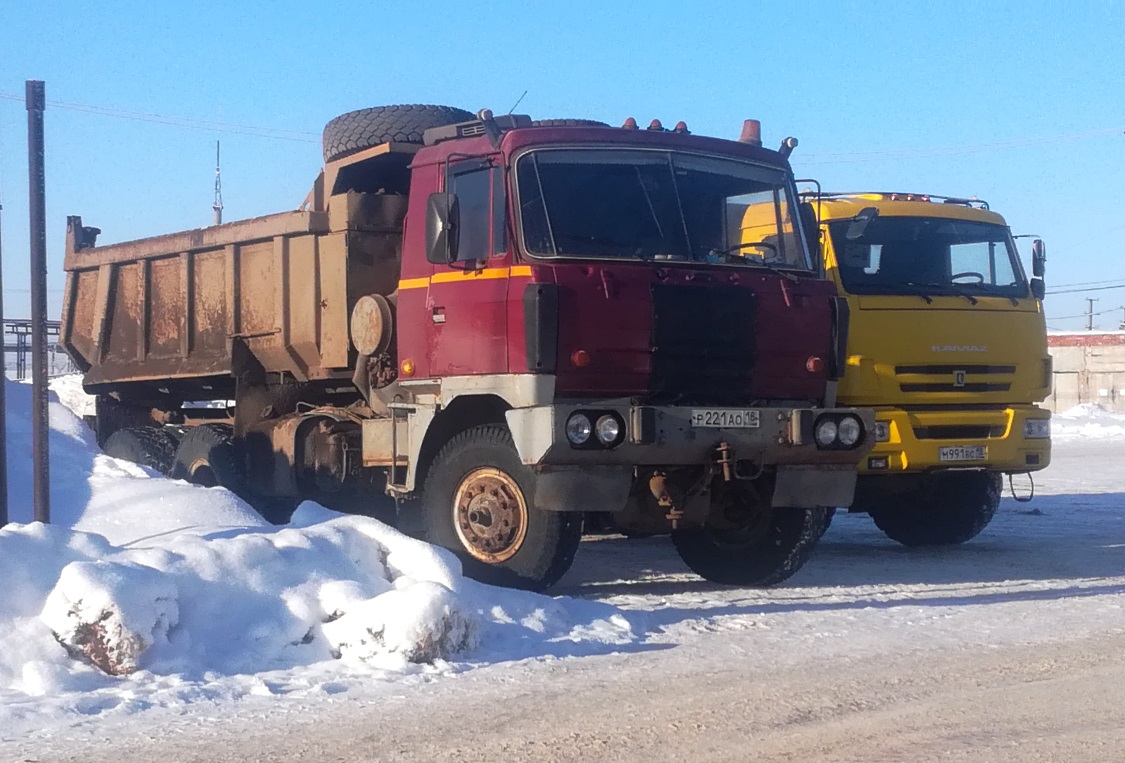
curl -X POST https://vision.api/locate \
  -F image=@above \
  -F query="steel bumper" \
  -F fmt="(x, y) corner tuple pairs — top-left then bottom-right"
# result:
(859, 405), (1051, 474)
(506, 403), (875, 511)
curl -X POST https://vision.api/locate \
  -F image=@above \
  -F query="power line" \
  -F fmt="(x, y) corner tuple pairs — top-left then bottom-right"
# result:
(1046, 283), (1125, 296)
(0, 92), (319, 143)
(1048, 305), (1124, 321)
(801, 125), (1125, 165)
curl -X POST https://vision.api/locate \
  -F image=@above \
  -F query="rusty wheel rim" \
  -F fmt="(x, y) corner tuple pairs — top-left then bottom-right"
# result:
(453, 467), (528, 564)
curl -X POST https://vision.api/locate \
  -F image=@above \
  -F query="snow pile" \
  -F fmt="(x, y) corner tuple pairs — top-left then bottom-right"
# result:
(1052, 403), (1125, 440)
(0, 378), (640, 728)
(1, 507), (481, 690)
(47, 374), (97, 418)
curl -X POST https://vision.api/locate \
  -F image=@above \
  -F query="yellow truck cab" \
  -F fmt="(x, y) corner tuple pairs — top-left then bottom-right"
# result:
(771, 192), (1051, 545)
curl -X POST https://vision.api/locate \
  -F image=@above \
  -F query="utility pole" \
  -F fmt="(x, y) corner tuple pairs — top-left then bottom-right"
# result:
(1086, 297), (1099, 332)
(212, 141), (223, 226)
(0, 145), (7, 527)
(26, 80), (49, 524)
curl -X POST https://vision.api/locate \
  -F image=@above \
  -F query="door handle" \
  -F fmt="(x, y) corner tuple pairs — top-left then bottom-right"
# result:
(432, 306), (447, 324)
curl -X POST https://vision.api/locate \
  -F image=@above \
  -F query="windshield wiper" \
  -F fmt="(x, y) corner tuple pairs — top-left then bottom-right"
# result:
(887, 281), (935, 304)
(708, 243), (799, 281)
(914, 282), (979, 306)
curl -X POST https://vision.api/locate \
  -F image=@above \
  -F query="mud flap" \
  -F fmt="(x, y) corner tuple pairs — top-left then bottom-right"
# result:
(534, 466), (633, 512)
(771, 465), (857, 508)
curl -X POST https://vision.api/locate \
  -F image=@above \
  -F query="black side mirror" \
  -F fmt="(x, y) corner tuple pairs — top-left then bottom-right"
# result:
(1030, 278), (1045, 300)
(1031, 238), (1046, 279)
(845, 206), (878, 240)
(798, 201), (821, 264)
(426, 192), (460, 264)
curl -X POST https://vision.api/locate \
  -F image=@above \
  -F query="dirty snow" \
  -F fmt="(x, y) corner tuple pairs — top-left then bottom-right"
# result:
(1, 376), (1124, 754)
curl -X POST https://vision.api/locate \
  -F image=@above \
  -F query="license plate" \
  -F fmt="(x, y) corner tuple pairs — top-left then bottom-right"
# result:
(690, 409), (760, 428)
(939, 445), (986, 462)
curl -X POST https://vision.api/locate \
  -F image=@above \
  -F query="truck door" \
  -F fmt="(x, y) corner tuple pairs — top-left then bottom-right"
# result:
(426, 158), (509, 377)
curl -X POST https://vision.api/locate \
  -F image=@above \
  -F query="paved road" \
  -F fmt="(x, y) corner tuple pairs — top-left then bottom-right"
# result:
(28, 629), (1125, 763)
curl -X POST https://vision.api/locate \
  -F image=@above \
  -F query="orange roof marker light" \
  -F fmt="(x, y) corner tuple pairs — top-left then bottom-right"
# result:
(738, 119), (762, 147)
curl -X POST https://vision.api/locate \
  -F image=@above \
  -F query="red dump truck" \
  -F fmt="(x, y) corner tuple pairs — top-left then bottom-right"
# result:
(62, 105), (873, 590)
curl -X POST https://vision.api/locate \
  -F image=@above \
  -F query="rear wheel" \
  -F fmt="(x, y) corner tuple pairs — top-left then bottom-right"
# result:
(103, 427), (179, 475)
(869, 472), (1001, 546)
(420, 425), (582, 591)
(673, 483), (828, 587)
(169, 424), (292, 524)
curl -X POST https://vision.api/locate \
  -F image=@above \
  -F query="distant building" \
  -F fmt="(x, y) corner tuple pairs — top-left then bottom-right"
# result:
(1047, 331), (1125, 413)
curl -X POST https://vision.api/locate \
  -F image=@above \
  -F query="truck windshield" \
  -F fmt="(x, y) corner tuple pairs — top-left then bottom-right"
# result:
(829, 216), (1028, 299)
(515, 148), (811, 270)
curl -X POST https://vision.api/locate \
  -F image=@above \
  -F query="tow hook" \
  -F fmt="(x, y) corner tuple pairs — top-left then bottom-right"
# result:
(1008, 472), (1035, 503)
(649, 471), (684, 529)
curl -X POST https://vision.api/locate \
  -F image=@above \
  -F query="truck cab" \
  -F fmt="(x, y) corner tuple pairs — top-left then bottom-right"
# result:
(793, 192), (1051, 545)
(62, 107), (874, 590)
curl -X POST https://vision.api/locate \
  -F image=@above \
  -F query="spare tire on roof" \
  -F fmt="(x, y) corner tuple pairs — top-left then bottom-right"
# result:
(322, 104), (475, 162)
(531, 118), (610, 127)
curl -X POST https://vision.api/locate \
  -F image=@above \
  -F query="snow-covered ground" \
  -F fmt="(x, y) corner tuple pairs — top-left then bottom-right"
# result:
(2, 380), (1124, 758)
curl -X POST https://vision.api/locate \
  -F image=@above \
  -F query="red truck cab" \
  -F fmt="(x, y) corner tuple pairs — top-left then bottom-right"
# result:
(374, 113), (874, 587)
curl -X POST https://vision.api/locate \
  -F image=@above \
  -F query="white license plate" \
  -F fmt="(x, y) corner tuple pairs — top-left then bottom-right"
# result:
(939, 445), (986, 462)
(690, 409), (760, 428)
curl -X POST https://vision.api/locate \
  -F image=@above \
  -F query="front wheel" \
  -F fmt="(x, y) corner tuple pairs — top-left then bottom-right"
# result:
(672, 490), (829, 587)
(869, 472), (1001, 546)
(420, 425), (582, 591)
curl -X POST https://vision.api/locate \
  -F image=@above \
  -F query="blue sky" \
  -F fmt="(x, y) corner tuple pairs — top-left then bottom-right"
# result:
(1, 0), (1122, 328)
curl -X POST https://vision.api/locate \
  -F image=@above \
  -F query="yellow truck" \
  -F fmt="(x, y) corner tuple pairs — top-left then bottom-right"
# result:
(740, 191), (1051, 545)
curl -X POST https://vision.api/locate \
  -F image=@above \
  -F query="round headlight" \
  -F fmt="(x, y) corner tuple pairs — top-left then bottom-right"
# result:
(565, 413), (592, 445)
(595, 414), (622, 445)
(814, 418), (838, 447)
(837, 416), (862, 447)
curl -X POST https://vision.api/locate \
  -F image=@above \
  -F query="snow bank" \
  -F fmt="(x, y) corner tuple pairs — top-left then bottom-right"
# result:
(1052, 403), (1125, 440)
(47, 374), (96, 418)
(0, 378), (641, 729)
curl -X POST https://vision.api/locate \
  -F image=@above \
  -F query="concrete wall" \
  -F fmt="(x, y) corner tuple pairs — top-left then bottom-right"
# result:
(1046, 332), (1125, 413)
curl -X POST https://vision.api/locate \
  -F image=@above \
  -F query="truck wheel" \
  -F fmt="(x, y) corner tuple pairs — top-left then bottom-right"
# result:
(322, 104), (475, 162)
(870, 472), (1001, 546)
(103, 427), (179, 475)
(531, 119), (610, 127)
(672, 503), (829, 587)
(420, 425), (582, 591)
(819, 507), (837, 537)
(168, 426), (294, 524)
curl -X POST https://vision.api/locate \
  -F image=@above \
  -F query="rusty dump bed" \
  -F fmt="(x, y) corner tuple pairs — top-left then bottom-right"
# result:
(62, 143), (415, 392)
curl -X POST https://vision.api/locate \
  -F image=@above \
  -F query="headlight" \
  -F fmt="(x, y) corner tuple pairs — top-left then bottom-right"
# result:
(874, 421), (890, 443)
(1023, 418), (1050, 439)
(814, 419), (838, 447)
(595, 414), (623, 446)
(837, 416), (863, 446)
(565, 413), (592, 445)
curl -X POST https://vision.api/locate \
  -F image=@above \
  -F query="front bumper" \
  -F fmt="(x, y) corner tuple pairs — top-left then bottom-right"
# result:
(506, 402), (875, 510)
(859, 405), (1051, 474)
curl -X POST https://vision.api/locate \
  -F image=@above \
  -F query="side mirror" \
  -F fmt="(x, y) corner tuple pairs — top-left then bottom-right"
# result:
(425, 192), (460, 264)
(845, 206), (878, 240)
(1030, 278), (1045, 300)
(798, 201), (821, 263)
(1031, 238), (1046, 279)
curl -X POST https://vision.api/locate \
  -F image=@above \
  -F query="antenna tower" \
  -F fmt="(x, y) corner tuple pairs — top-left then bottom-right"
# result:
(212, 140), (223, 225)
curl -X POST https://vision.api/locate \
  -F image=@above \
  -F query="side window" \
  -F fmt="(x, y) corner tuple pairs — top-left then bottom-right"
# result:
(491, 168), (507, 256)
(448, 166), (491, 262)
